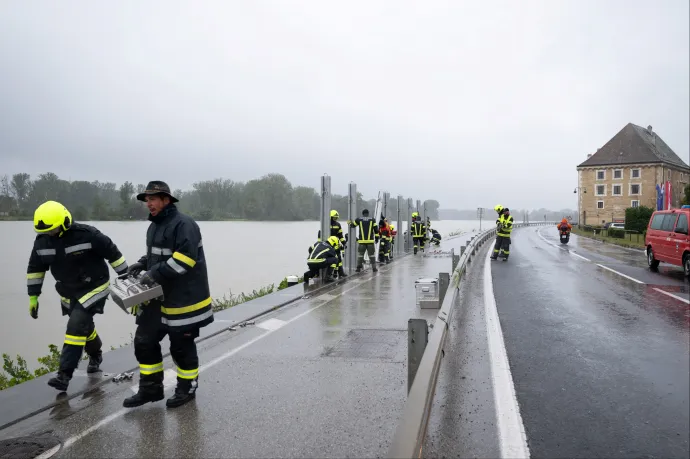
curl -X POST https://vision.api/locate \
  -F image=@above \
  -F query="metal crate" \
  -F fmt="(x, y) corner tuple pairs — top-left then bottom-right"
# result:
(415, 278), (439, 308)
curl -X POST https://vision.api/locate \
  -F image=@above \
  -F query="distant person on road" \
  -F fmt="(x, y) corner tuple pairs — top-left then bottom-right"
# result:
(304, 236), (341, 285)
(557, 218), (572, 233)
(491, 207), (514, 261)
(124, 181), (214, 409)
(317, 210), (347, 278)
(26, 200), (129, 392)
(430, 229), (442, 246)
(348, 208), (379, 272)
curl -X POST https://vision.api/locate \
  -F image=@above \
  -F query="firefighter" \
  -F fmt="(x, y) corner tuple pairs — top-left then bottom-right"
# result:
(304, 236), (340, 285)
(430, 229), (442, 246)
(317, 210), (347, 278)
(491, 207), (514, 261)
(378, 217), (392, 264)
(123, 181), (214, 409)
(348, 208), (379, 272)
(26, 201), (129, 391)
(389, 224), (397, 259)
(411, 215), (427, 254)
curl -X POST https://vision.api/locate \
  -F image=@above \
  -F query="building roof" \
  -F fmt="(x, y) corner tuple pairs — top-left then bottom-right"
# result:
(577, 123), (689, 169)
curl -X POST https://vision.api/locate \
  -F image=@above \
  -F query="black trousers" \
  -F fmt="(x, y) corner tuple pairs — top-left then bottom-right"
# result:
(59, 299), (103, 377)
(304, 258), (337, 281)
(493, 235), (511, 257)
(134, 301), (200, 394)
(413, 236), (425, 250)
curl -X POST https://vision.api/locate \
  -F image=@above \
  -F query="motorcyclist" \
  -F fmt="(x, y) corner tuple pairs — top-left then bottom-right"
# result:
(557, 218), (572, 243)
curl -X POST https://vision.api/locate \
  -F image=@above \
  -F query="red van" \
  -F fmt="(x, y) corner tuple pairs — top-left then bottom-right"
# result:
(645, 207), (690, 277)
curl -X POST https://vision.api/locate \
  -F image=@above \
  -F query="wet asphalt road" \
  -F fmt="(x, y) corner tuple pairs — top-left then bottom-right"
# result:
(0, 239), (465, 458)
(493, 227), (690, 458)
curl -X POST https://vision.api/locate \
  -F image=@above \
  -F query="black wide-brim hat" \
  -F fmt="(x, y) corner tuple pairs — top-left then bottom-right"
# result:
(136, 181), (179, 203)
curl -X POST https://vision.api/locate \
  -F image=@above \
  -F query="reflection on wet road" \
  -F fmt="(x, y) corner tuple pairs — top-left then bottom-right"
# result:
(493, 227), (690, 458)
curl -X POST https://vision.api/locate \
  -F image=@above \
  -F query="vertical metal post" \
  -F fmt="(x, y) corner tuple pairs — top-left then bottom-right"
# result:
(382, 192), (389, 219)
(346, 182), (357, 274)
(396, 195), (403, 257)
(421, 201), (427, 238)
(319, 175), (332, 281)
(407, 198), (414, 252)
(438, 272), (450, 304)
(407, 318), (428, 393)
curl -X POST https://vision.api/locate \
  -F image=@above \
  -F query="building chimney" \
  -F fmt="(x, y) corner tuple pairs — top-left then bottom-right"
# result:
(587, 154), (592, 158)
(647, 125), (653, 133)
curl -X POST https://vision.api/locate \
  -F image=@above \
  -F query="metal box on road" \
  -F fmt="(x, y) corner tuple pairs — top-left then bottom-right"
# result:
(415, 277), (439, 309)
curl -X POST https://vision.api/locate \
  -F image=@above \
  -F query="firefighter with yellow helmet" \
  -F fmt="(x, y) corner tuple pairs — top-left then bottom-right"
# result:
(317, 210), (347, 278)
(26, 201), (129, 391)
(491, 204), (513, 261)
(304, 236), (341, 284)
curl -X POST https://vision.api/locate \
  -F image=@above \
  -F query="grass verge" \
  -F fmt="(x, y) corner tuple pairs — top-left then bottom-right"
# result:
(571, 227), (645, 250)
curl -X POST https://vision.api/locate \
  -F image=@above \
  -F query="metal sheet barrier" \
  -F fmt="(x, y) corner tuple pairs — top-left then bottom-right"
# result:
(346, 182), (358, 274)
(387, 221), (557, 459)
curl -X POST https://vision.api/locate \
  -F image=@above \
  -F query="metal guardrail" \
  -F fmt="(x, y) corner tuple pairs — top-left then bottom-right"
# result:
(387, 221), (556, 459)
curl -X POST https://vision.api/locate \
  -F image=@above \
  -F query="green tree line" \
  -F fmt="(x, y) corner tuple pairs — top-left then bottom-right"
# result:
(0, 172), (440, 221)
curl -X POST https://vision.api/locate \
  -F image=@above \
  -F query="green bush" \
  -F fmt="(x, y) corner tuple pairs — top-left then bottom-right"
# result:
(0, 345), (61, 390)
(625, 206), (654, 233)
(608, 228), (625, 238)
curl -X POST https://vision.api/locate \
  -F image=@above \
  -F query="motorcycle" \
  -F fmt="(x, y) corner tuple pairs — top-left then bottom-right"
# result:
(559, 229), (570, 244)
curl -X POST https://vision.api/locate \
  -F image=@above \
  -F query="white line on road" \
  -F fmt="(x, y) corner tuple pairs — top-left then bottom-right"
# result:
(62, 267), (392, 450)
(484, 250), (531, 459)
(653, 288), (690, 305)
(595, 264), (644, 284)
(255, 318), (287, 331)
(536, 228), (591, 262)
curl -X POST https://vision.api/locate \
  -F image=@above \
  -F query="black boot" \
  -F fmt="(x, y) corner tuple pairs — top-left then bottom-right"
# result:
(123, 389), (165, 408)
(87, 353), (103, 373)
(166, 379), (198, 408)
(338, 267), (347, 278)
(47, 371), (71, 392)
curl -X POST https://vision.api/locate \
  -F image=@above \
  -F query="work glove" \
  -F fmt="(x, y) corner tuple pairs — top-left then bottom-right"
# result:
(127, 262), (145, 277)
(139, 271), (156, 287)
(29, 296), (39, 319)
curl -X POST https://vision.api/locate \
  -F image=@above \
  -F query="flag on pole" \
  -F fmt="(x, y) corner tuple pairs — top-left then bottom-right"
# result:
(656, 184), (663, 210)
(665, 181), (672, 209)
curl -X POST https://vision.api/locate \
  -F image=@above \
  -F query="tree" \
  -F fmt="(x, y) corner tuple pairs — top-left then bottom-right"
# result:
(424, 200), (440, 219)
(10, 173), (31, 212)
(682, 184), (690, 206)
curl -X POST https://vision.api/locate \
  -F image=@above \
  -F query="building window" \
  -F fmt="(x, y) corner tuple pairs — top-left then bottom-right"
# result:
(612, 185), (622, 196)
(629, 184), (641, 195)
(596, 185), (606, 196)
(613, 169), (623, 179)
(597, 201), (604, 209)
(596, 170), (606, 180)
(631, 168), (640, 179)
(667, 170), (671, 179)
(631, 200), (639, 208)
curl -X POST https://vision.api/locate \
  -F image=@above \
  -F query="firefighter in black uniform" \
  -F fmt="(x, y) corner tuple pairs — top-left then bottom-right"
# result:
(26, 200), (129, 391)
(304, 236), (340, 285)
(123, 181), (214, 409)
(317, 210), (347, 278)
(411, 215), (427, 254)
(348, 209), (379, 272)
(430, 229), (442, 246)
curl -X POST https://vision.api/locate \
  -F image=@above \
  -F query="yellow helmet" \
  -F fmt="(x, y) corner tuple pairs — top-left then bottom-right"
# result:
(412, 211), (419, 218)
(330, 210), (339, 219)
(390, 224), (395, 230)
(34, 201), (72, 234)
(327, 235), (339, 248)
(494, 204), (504, 213)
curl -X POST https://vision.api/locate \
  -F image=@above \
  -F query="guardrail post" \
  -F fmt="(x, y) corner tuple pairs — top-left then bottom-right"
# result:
(451, 248), (459, 271)
(407, 318), (428, 393)
(407, 198), (414, 252)
(346, 182), (357, 274)
(438, 272), (450, 304)
(460, 245), (466, 256)
(320, 174), (332, 282)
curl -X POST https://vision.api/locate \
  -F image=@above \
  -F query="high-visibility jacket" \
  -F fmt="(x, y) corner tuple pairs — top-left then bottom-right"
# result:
(350, 218), (379, 244)
(308, 241), (337, 263)
(317, 219), (345, 245)
(379, 225), (393, 241)
(497, 214), (514, 237)
(27, 223), (128, 315)
(411, 221), (426, 238)
(139, 204), (213, 332)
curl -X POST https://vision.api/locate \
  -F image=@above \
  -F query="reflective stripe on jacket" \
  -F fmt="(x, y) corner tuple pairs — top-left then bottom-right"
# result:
(27, 223), (127, 311)
(141, 204), (213, 331)
(497, 215), (514, 237)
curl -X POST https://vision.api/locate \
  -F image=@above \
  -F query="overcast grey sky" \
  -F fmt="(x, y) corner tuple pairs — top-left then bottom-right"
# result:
(1, 0), (688, 210)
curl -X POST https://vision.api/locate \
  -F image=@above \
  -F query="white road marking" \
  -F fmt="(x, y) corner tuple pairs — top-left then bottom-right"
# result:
(653, 288), (690, 305)
(255, 318), (287, 331)
(130, 369), (176, 394)
(62, 266), (392, 450)
(484, 250), (531, 459)
(536, 228), (591, 262)
(595, 264), (644, 284)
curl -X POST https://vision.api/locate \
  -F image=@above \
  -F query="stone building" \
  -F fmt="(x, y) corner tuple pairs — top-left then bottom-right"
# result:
(576, 123), (689, 225)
